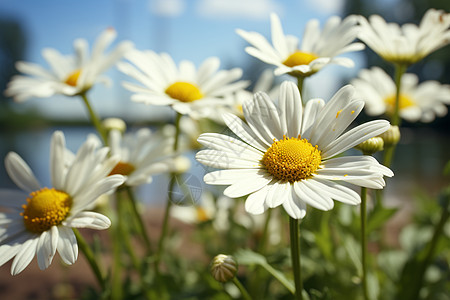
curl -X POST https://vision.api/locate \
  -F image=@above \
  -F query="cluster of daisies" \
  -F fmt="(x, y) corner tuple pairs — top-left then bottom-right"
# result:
(1, 8), (449, 277)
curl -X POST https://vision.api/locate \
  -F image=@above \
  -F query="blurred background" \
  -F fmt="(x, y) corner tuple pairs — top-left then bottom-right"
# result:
(0, 0), (449, 211)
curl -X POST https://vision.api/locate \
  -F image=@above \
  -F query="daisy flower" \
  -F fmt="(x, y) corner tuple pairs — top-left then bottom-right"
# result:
(5, 28), (133, 101)
(117, 50), (250, 118)
(0, 131), (124, 275)
(351, 67), (450, 122)
(236, 13), (365, 77)
(357, 9), (450, 65)
(107, 128), (188, 186)
(196, 81), (393, 219)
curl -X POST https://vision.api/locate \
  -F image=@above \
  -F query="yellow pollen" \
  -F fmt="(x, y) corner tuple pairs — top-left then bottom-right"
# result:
(21, 188), (72, 234)
(384, 93), (415, 114)
(64, 69), (82, 87)
(165, 82), (203, 103)
(351, 110), (355, 114)
(109, 161), (136, 176)
(336, 109), (343, 118)
(283, 51), (318, 68)
(262, 135), (322, 183)
(196, 207), (210, 222)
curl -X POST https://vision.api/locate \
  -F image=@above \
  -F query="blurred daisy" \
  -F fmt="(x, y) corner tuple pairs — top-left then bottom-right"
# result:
(358, 9), (450, 65)
(0, 131), (124, 275)
(118, 50), (249, 119)
(5, 28), (133, 101)
(352, 67), (450, 122)
(196, 81), (393, 219)
(107, 128), (188, 186)
(236, 13), (364, 77)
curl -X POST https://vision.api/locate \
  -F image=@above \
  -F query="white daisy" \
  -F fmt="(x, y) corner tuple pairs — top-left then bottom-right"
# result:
(117, 50), (250, 119)
(107, 128), (186, 186)
(5, 28), (133, 101)
(351, 67), (450, 122)
(196, 81), (393, 219)
(236, 13), (365, 77)
(357, 9), (450, 65)
(0, 131), (124, 275)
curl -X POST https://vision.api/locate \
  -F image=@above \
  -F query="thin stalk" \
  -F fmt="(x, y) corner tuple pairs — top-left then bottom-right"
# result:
(125, 186), (152, 253)
(232, 277), (253, 300)
(80, 93), (108, 143)
(383, 63), (407, 167)
(289, 217), (303, 300)
(360, 187), (369, 300)
(73, 228), (106, 290)
(155, 112), (182, 272)
(297, 76), (305, 103)
(257, 208), (272, 254)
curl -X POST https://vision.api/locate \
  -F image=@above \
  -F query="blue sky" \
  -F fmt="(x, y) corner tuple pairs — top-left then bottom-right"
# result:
(0, 0), (366, 121)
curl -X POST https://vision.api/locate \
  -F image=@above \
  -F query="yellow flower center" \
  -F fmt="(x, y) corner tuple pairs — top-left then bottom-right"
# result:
(262, 136), (322, 183)
(165, 82), (203, 103)
(196, 207), (210, 222)
(21, 188), (72, 234)
(64, 69), (82, 87)
(384, 93), (415, 113)
(109, 161), (136, 176)
(283, 51), (318, 68)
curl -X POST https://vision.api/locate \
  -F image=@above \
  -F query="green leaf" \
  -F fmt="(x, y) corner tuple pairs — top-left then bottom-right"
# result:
(234, 249), (295, 295)
(367, 206), (398, 233)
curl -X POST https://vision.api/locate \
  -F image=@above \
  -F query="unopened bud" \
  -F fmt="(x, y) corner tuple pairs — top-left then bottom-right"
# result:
(355, 137), (384, 155)
(211, 254), (237, 283)
(378, 125), (400, 147)
(102, 118), (127, 133)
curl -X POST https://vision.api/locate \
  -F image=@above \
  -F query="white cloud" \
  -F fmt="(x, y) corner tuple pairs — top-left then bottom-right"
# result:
(196, 0), (283, 20)
(149, 0), (186, 17)
(304, 0), (344, 16)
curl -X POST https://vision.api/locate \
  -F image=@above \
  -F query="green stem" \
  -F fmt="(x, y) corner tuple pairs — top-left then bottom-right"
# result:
(297, 76), (305, 104)
(125, 186), (152, 253)
(382, 64), (406, 168)
(407, 199), (449, 299)
(289, 217), (303, 300)
(232, 277), (253, 300)
(80, 93), (108, 144)
(360, 187), (369, 300)
(73, 228), (106, 290)
(257, 208), (272, 254)
(155, 112), (182, 272)
(391, 64), (407, 127)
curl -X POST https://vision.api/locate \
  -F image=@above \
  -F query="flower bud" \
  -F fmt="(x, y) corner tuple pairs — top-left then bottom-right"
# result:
(378, 125), (400, 147)
(210, 254), (237, 283)
(102, 118), (127, 134)
(355, 137), (384, 155)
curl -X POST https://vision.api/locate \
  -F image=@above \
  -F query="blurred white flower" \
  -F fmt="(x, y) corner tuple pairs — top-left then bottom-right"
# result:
(0, 131), (124, 275)
(358, 9), (450, 65)
(5, 28), (133, 101)
(352, 67), (450, 122)
(237, 13), (364, 77)
(107, 128), (184, 186)
(118, 50), (249, 119)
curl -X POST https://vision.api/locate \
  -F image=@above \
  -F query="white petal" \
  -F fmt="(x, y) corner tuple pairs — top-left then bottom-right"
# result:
(5, 152), (40, 193)
(294, 180), (334, 211)
(36, 226), (58, 270)
(204, 169), (265, 185)
(282, 186), (306, 219)
(222, 113), (268, 151)
(244, 185), (270, 215)
(11, 237), (39, 275)
(278, 81), (302, 137)
(0, 190), (27, 209)
(63, 212), (111, 230)
(57, 226), (78, 265)
(223, 173), (272, 198)
(265, 181), (289, 208)
(50, 131), (66, 190)
(0, 233), (32, 267)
